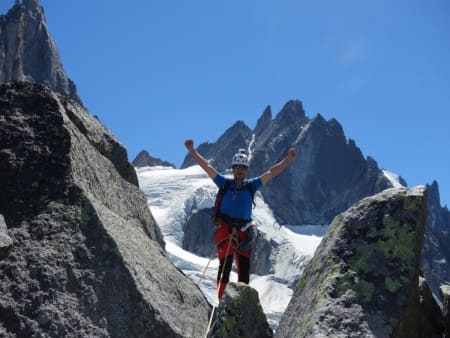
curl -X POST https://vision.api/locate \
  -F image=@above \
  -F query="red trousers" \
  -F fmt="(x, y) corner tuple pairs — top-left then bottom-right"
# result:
(215, 221), (252, 300)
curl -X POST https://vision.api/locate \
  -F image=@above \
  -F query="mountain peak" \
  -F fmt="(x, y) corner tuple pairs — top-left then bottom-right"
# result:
(21, 0), (41, 9)
(132, 150), (176, 168)
(275, 99), (307, 124)
(217, 120), (251, 143)
(427, 180), (441, 206)
(305, 114), (345, 137)
(254, 105), (272, 135)
(0, 0), (81, 103)
(314, 112), (326, 122)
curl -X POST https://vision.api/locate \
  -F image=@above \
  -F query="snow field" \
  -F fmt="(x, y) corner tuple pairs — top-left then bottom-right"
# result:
(136, 165), (326, 329)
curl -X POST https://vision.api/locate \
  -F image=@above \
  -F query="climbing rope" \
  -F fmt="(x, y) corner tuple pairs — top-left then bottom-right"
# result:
(204, 230), (234, 338)
(197, 251), (215, 285)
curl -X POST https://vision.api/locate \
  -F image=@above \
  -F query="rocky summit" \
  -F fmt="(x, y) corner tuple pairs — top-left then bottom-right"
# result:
(132, 150), (176, 168)
(275, 186), (442, 338)
(0, 82), (210, 337)
(0, 0), (81, 103)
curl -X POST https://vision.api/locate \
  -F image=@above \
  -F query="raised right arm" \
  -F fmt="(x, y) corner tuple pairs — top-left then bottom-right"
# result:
(184, 139), (218, 180)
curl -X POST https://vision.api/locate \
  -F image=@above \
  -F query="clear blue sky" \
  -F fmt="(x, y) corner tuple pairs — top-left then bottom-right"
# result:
(1, 0), (449, 207)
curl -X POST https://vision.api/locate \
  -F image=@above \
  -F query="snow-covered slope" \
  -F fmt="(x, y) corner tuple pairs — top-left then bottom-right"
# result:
(136, 165), (327, 328)
(382, 169), (406, 188)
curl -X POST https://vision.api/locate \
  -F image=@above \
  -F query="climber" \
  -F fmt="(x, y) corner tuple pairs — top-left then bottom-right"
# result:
(184, 139), (297, 301)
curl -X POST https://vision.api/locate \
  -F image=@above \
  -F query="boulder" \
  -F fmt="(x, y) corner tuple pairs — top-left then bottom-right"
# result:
(207, 282), (273, 338)
(0, 82), (209, 337)
(276, 186), (429, 338)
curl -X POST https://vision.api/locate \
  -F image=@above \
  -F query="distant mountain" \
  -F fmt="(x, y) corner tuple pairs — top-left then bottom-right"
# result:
(132, 150), (176, 168)
(0, 0), (81, 103)
(426, 181), (450, 232)
(182, 100), (392, 225)
(181, 120), (253, 171)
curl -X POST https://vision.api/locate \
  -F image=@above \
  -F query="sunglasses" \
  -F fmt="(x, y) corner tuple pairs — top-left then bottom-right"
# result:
(232, 165), (248, 170)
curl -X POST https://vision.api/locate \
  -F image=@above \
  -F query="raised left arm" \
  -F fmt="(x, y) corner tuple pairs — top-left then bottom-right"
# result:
(260, 148), (297, 186)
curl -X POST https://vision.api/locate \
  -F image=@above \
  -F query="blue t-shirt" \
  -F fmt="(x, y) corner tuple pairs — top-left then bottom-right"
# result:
(214, 173), (263, 220)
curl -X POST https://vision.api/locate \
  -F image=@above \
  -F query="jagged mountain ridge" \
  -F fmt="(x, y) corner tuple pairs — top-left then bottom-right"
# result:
(180, 99), (450, 305)
(0, 0), (81, 103)
(182, 120), (254, 172)
(182, 99), (392, 225)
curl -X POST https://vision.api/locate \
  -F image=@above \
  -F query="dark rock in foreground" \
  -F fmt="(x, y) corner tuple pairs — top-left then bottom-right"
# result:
(0, 82), (209, 337)
(275, 186), (441, 338)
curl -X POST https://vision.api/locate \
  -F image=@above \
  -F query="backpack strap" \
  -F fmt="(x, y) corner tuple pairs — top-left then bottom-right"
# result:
(243, 181), (256, 208)
(213, 179), (233, 224)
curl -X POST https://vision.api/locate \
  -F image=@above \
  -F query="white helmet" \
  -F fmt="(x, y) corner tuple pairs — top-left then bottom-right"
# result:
(231, 149), (249, 167)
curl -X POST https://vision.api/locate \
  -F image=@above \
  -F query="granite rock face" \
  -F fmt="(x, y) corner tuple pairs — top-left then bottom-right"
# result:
(207, 282), (273, 338)
(0, 82), (209, 337)
(262, 112), (391, 225)
(275, 186), (432, 338)
(183, 208), (216, 257)
(0, 214), (12, 260)
(0, 0), (80, 103)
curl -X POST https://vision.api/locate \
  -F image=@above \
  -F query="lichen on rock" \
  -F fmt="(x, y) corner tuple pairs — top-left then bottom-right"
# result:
(275, 186), (435, 338)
